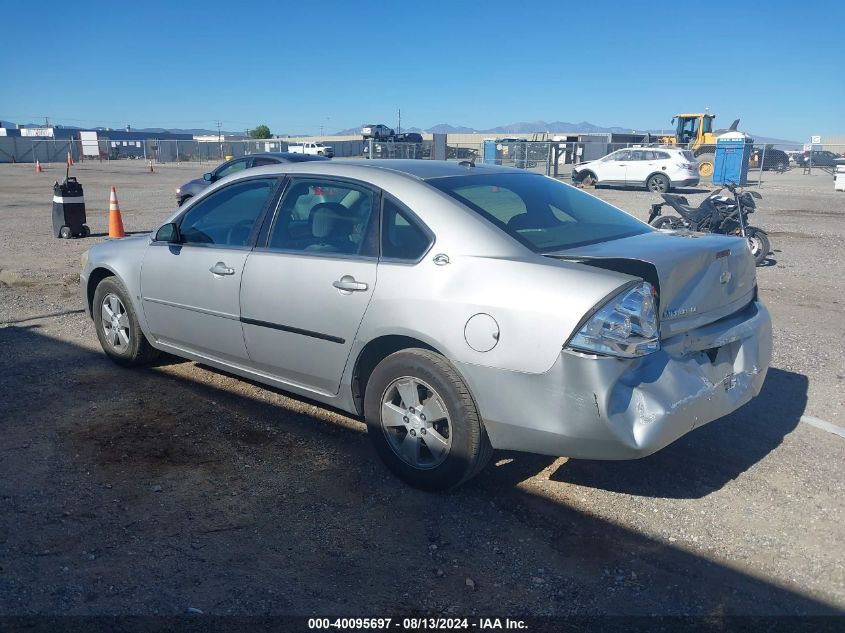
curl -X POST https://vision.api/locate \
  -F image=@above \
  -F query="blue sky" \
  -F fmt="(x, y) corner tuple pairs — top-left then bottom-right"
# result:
(1, 0), (842, 140)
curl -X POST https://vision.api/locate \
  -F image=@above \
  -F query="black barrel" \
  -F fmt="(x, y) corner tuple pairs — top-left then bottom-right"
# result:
(52, 177), (89, 238)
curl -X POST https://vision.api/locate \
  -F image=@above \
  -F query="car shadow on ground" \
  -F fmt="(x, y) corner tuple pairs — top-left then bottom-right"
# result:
(0, 325), (837, 616)
(85, 230), (150, 238)
(2, 308), (86, 325)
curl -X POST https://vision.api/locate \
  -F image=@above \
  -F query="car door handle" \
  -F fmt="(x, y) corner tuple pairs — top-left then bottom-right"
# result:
(209, 262), (235, 276)
(332, 276), (368, 292)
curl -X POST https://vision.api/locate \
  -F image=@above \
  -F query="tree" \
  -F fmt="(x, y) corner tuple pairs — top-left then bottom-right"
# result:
(249, 125), (272, 139)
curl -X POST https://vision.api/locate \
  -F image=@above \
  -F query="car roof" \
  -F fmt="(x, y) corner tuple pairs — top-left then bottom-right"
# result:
(250, 152), (329, 163)
(238, 159), (527, 181)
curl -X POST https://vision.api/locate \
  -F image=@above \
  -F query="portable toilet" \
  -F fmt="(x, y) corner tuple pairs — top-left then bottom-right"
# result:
(483, 140), (497, 165)
(713, 132), (753, 185)
(835, 158), (845, 192)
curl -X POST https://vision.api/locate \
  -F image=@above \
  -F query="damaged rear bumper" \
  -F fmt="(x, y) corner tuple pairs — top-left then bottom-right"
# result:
(458, 300), (772, 459)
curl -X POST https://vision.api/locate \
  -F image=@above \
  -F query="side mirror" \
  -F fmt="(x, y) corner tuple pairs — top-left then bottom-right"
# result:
(155, 222), (181, 243)
(202, 172), (213, 182)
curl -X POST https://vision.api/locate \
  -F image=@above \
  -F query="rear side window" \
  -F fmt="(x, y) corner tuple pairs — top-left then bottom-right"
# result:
(267, 178), (377, 255)
(381, 198), (431, 261)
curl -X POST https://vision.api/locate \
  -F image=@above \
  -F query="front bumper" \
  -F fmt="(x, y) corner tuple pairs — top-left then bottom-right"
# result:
(457, 300), (771, 459)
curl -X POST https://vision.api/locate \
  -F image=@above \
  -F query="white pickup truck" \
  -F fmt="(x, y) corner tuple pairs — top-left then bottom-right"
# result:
(286, 142), (334, 158)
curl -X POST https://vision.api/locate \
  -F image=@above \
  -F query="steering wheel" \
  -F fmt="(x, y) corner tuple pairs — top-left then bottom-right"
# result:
(225, 219), (254, 246)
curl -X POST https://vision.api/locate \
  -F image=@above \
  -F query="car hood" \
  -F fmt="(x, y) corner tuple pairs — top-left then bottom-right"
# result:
(179, 178), (209, 195)
(547, 231), (757, 338)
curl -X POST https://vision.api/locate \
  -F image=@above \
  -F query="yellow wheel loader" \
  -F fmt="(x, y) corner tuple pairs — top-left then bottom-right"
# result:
(659, 114), (740, 179)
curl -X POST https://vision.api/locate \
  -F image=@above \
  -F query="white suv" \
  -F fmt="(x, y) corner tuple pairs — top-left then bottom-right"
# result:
(573, 147), (699, 192)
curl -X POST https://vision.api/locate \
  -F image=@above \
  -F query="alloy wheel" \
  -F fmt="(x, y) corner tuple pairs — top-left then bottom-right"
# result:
(380, 376), (452, 469)
(649, 177), (669, 193)
(747, 235), (763, 257)
(101, 293), (130, 352)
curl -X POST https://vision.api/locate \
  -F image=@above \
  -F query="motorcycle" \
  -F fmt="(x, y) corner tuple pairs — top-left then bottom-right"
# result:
(647, 182), (771, 266)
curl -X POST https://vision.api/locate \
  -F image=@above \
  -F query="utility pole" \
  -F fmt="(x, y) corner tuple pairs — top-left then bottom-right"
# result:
(398, 108), (401, 135)
(216, 120), (222, 158)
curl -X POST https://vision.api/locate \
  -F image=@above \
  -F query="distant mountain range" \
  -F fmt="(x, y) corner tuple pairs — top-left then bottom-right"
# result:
(10, 120), (799, 146)
(333, 121), (799, 145)
(15, 123), (245, 136)
(332, 120), (638, 135)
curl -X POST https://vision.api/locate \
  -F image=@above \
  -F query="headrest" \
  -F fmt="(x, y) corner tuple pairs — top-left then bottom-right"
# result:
(309, 202), (349, 239)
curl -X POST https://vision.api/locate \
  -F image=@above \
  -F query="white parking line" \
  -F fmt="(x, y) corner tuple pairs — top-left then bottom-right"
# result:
(800, 415), (845, 439)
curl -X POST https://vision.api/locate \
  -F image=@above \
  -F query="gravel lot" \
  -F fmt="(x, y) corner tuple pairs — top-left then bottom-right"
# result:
(0, 160), (843, 616)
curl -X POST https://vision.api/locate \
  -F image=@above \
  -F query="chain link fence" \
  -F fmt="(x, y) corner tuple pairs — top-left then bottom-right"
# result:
(2, 136), (842, 186)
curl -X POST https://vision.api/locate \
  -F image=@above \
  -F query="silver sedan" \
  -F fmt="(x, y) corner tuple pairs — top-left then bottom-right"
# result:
(80, 160), (772, 490)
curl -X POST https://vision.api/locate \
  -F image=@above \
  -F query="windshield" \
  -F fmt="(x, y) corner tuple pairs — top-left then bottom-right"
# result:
(429, 173), (651, 252)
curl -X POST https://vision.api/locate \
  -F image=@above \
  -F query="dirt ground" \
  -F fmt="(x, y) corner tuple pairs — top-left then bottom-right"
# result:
(0, 160), (843, 617)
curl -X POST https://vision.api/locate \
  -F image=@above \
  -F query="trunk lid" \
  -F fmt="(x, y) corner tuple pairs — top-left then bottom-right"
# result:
(548, 231), (757, 337)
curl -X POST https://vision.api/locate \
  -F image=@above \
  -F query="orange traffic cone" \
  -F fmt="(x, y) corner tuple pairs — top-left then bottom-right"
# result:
(108, 186), (126, 238)
(35, 160), (43, 173)
(66, 151), (74, 167)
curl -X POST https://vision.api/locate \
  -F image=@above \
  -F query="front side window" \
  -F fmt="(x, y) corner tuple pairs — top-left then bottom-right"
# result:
(179, 178), (277, 247)
(267, 179), (376, 255)
(215, 158), (248, 178)
(605, 150), (631, 162)
(429, 173), (651, 253)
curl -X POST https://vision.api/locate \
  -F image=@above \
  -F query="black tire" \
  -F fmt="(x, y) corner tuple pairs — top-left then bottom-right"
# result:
(650, 215), (682, 229)
(92, 277), (160, 367)
(363, 348), (493, 491)
(59, 226), (71, 239)
(647, 173), (671, 193)
(81, 225), (91, 238)
(579, 171), (598, 186)
(745, 227), (770, 266)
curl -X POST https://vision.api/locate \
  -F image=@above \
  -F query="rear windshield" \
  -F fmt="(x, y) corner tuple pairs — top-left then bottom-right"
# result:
(287, 154), (330, 162)
(428, 173), (651, 252)
(682, 150), (696, 162)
